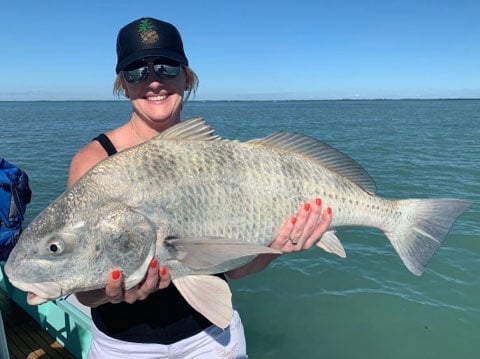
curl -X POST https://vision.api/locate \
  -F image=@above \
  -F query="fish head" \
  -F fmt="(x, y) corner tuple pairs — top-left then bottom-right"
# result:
(4, 191), (157, 305)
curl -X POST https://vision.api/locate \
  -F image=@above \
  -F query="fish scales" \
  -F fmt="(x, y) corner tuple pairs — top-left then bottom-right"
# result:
(142, 139), (383, 239)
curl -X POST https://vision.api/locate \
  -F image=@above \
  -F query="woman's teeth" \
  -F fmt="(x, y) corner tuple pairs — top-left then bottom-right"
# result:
(148, 95), (167, 101)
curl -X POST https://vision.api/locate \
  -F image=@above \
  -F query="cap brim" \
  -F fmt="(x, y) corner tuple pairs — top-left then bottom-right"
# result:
(116, 49), (188, 73)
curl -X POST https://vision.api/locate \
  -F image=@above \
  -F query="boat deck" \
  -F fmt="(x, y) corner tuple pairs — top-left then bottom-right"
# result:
(0, 288), (76, 359)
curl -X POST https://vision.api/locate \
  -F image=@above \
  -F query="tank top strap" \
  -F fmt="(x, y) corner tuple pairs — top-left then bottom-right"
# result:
(92, 134), (117, 156)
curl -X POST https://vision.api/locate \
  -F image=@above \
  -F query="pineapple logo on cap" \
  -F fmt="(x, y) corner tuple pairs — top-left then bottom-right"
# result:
(138, 19), (159, 44)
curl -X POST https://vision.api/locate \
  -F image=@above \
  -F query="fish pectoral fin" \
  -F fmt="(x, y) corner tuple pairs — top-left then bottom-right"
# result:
(168, 237), (282, 270)
(316, 230), (347, 258)
(174, 275), (233, 329)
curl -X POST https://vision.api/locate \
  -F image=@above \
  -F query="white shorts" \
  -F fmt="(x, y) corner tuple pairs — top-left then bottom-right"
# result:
(88, 310), (248, 359)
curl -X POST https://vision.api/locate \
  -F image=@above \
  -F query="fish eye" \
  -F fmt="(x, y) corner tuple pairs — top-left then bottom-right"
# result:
(47, 240), (65, 255)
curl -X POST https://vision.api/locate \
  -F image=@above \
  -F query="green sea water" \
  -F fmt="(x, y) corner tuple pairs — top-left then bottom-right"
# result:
(1, 99), (479, 358)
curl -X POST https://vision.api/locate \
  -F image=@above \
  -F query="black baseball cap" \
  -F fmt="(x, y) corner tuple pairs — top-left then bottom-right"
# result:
(115, 17), (189, 74)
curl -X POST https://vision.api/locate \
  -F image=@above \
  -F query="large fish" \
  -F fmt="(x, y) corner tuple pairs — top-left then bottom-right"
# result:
(5, 118), (469, 328)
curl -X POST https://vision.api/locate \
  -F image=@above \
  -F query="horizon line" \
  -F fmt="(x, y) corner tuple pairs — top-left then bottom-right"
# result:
(1, 97), (479, 103)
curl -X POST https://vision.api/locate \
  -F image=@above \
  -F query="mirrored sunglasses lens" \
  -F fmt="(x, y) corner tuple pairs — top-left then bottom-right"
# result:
(124, 66), (148, 83)
(153, 64), (181, 79)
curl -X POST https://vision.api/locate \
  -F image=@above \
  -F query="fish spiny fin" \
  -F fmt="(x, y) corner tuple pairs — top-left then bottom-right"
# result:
(174, 275), (233, 329)
(155, 117), (222, 141)
(248, 132), (376, 194)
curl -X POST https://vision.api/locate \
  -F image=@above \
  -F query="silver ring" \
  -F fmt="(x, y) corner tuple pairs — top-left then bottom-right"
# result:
(289, 237), (299, 245)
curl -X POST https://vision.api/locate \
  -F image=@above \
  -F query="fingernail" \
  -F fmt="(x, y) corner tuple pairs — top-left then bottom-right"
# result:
(112, 270), (121, 280)
(327, 207), (332, 215)
(316, 198), (322, 206)
(160, 267), (167, 276)
(304, 203), (311, 211)
(291, 216), (297, 224)
(150, 258), (158, 269)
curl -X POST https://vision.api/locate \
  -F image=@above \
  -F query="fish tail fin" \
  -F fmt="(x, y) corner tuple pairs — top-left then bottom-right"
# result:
(385, 199), (470, 276)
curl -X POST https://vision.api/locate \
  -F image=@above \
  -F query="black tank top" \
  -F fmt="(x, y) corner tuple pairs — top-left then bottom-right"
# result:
(91, 133), (220, 344)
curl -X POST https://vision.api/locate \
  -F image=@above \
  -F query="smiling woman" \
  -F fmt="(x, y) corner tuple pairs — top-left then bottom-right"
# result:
(65, 18), (252, 358)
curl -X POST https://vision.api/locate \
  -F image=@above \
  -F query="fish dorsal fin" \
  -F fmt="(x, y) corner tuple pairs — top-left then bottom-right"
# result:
(248, 132), (377, 194)
(155, 117), (222, 141)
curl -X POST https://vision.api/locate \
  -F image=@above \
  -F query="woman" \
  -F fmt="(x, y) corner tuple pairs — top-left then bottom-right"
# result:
(68, 17), (333, 358)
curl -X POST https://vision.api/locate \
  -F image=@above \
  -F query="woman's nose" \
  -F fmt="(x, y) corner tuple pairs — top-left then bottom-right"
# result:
(146, 64), (166, 85)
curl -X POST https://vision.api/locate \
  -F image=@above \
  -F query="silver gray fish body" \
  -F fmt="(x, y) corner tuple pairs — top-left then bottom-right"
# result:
(4, 118), (469, 328)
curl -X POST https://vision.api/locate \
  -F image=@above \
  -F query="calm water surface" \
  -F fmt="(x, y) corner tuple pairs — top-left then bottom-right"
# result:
(1, 99), (479, 358)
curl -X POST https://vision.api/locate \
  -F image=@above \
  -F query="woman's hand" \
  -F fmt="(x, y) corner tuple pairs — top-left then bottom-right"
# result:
(106, 259), (171, 304)
(76, 259), (171, 307)
(270, 198), (332, 253)
(227, 198), (332, 279)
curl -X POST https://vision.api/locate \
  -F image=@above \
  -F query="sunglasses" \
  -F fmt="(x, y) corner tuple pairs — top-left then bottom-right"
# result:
(122, 60), (182, 84)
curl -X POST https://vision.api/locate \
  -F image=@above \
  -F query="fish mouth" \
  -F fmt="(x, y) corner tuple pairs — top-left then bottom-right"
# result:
(8, 279), (62, 305)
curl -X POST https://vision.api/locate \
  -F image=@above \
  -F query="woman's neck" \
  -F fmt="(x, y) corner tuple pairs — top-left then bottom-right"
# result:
(129, 114), (181, 142)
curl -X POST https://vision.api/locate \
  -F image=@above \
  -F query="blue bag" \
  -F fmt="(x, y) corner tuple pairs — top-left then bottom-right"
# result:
(0, 158), (32, 261)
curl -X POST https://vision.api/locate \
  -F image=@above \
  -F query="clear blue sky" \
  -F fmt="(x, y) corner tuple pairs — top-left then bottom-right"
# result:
(1, 0), (479, 101)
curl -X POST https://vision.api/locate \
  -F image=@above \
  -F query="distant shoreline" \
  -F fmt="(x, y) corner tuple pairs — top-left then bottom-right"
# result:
(1, 98), (479, 103)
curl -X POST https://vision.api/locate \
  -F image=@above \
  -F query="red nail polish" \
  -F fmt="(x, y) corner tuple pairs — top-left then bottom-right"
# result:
(112, 270), (121, 280)
(316, 198), (322, 206)
(327, 207), (332, 215)
(160, 267), (167, 276)
(291, 216), (297, 224)
(304, 203), (311, 211)
(150, 258), (158, 269)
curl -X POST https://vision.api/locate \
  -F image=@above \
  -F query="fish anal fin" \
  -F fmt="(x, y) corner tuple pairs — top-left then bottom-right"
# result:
(174, 275), (233, 329)
(316, 230), (346, 258)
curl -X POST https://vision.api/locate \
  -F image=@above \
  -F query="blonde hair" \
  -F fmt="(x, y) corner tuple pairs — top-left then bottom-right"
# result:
(113, 66), (199, 100)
